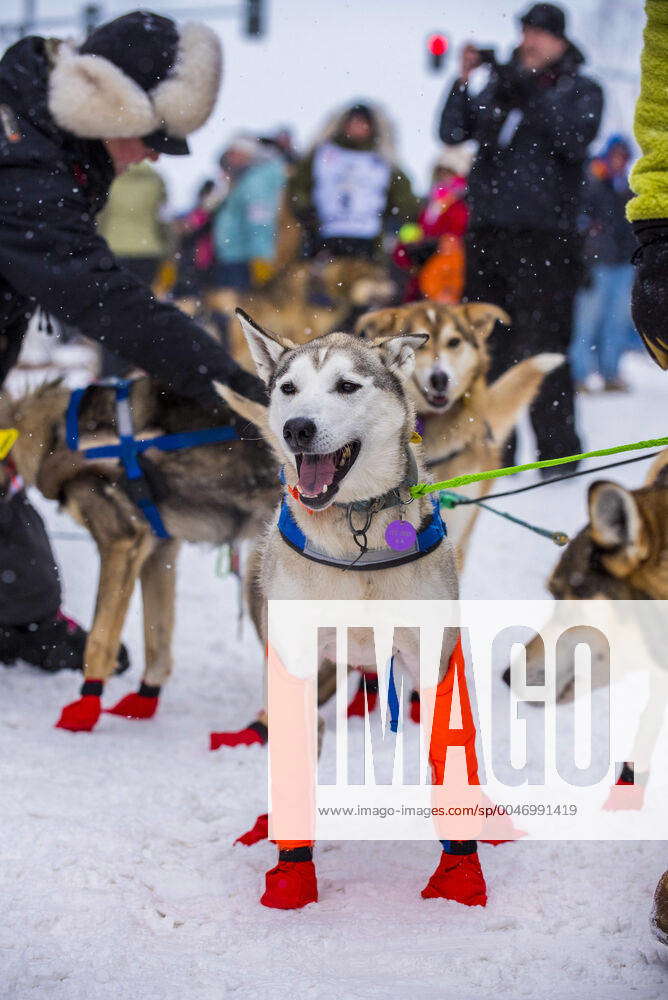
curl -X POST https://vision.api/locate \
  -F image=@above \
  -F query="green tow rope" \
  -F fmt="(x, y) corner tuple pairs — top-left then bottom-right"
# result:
(410, 435), (668, 548)
(410, 436), (668, 499)
(439, 489), (570, 546)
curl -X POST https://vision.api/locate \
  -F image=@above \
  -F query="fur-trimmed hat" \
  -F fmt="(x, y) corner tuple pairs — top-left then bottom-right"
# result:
(47, 11), (222, 155)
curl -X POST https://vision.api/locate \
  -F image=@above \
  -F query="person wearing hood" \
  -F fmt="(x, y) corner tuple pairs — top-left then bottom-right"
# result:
(0, 12), (265, 674)
(439, 3), (603, 466)
(288, 102), (419, 260)
(212, 135), (286, 291)
(570, 135), (637, 393)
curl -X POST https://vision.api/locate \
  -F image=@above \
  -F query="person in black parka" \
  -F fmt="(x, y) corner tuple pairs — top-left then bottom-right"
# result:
(0, 12), (265, 673)
(439, 3), (603, 465)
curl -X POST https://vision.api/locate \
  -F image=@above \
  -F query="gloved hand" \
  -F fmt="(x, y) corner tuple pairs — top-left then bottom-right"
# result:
(631, 221), (668, 370)
(492, 62), (534, 107)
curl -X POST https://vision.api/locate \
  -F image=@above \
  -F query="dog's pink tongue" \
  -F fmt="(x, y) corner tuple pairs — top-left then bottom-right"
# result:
(298, 453), (336, 496)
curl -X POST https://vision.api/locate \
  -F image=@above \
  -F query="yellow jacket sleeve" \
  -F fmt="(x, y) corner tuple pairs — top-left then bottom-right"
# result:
(628, 0), (668, 221)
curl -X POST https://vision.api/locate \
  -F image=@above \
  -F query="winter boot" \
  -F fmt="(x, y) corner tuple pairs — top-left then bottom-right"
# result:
(0, 610), (129, 674)
(421, 845), (487, 907)
(652, 871), (668, 946)
(261, 847), (318, 909)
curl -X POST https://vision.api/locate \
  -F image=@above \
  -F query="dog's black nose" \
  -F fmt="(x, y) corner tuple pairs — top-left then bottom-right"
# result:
(283, 417), (317, 451)
(429, 369), (449, 392)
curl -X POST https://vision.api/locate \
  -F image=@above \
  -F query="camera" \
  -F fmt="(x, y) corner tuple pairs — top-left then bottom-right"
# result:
(476, 47), (498, 67)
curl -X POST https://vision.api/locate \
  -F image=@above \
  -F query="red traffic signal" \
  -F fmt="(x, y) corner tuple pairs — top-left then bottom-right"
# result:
(427, 32), (449, 71)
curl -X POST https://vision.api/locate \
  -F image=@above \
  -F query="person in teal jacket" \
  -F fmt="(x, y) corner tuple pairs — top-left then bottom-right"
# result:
(213, 136), (286, 290)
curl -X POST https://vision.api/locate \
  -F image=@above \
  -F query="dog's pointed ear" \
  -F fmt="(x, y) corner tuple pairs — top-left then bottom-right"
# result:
(588, 480), (644, 554)
(235, 309), (294, 384)
(354, 308), (397, 339)
(373, 334), (429, 380)
(462, 303), (511, 340)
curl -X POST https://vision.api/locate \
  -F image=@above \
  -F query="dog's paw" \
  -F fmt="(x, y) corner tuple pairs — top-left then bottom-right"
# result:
(210, 723), (267, 750)
(234, 813), (269, 846)
(532, 352), (565, 374)
(261, 860), (318, 909)
(421, 851), (487, 907)
(55, 695), (101, 732)
(105, 692), (159, 719)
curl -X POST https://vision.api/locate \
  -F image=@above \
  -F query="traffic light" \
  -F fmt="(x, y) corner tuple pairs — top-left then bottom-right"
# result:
(244, 0), (264, 38)
(82, 3), (101, 37)
(427, 32), (448, 72)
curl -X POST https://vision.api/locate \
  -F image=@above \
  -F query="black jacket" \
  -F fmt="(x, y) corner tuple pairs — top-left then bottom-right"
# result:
(439, 45), (603, 235)
(579, 168), (636, 266)
(0, 37), (263, 405)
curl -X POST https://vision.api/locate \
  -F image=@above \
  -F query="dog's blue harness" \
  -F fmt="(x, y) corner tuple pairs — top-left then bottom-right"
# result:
(278, 494), (446, 571)
(66, 378), (239, 539)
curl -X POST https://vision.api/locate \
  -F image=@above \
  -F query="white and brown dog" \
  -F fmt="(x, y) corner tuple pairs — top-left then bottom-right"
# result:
(220, 310), (489, 912)
(356, 303), (563, 568)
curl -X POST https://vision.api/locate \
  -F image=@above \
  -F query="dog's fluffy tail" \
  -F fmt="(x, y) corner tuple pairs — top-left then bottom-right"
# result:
(486, 353), (564, 445)
(214, 383), (270, 432)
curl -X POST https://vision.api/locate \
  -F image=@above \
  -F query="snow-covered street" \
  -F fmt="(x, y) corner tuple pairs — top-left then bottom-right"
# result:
(0, 352), (666, 999)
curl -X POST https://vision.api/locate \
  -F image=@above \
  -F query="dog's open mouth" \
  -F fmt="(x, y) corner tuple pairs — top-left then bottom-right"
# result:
(424, 390), (449, 410)
(295, 441), (361, 509)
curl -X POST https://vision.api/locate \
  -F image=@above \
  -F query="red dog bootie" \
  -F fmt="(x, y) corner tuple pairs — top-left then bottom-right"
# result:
(210, 719), (268, 750)
(421, 846), (487, 907)
(347, 672), (379, 718)
(603, 763), (647, 810)
(106, 683), (160, 719)
(55, 680), (104, 732)
(261, 860), (318, 909)
(409, 689), (420, 724)
(235, 813), (269, 846)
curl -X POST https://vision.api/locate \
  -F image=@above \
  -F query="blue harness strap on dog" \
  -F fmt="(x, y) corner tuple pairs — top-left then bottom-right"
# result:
(278, 496), (446, 569)
(278, 495), (446, 571)
(66, 378), (239, 539)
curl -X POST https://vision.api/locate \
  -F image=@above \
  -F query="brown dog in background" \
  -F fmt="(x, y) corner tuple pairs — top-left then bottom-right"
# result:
(355, 302), (563, 567)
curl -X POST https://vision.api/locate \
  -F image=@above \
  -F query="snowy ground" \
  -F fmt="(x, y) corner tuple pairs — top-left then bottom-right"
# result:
(1, 351), (667, 1000)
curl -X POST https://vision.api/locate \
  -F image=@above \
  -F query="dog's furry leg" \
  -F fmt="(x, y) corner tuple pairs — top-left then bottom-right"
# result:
(84, 534), (154, 682)
(485, 353), (564, 446)
(210, 543), (269, 749)
(139, 538), (180, 689)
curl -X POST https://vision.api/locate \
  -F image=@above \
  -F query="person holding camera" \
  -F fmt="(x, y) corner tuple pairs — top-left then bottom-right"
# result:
(439, 3), (603, 465)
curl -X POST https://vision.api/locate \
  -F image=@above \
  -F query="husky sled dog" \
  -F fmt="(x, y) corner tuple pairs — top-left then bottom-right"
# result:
(212, 299), (562, 740)
(507, 450), (668, 806)
(219, 309), (489, 911)
(0, 379), (278, 732)
(511, 451), (668, 945)
(355, 302), (564, 568)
